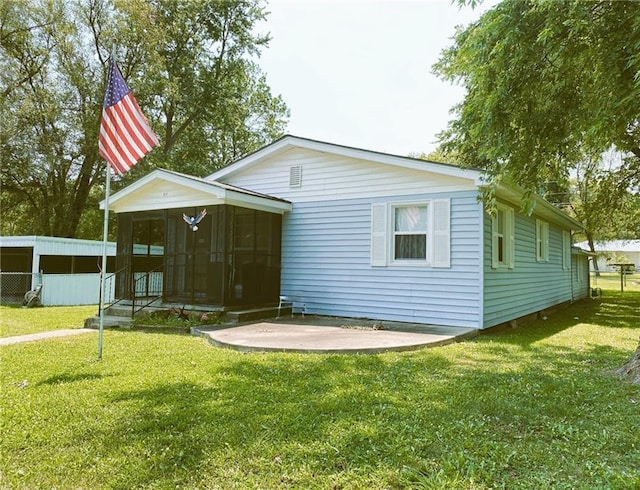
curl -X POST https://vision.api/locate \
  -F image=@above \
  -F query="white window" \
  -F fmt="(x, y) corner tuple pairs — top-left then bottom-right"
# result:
(536, 219), (549, 262)
(491, 204), (515, 269)
(393, 205), (428, 260)
(370, 199), (450, 268)
(562, 230), (571, 270)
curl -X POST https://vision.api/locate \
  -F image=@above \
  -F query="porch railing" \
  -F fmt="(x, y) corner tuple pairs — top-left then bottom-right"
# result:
(130, 264), (164, 317)
(101, 265), (163, 318)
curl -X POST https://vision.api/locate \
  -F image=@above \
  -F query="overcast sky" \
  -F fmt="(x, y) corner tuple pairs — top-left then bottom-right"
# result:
(254, 0), (499, 157)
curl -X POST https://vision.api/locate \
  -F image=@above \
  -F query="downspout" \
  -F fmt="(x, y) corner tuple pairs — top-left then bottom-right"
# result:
(570, 231), (575, 302)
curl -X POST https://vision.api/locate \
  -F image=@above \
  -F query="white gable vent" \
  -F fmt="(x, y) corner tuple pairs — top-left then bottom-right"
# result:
(289, 165), (302, 188)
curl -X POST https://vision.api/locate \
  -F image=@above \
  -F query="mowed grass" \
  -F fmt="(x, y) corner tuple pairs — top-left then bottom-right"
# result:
(592, 271), (640, 293)
(0, 304), (97, 338)
(0, 291), (638, 488)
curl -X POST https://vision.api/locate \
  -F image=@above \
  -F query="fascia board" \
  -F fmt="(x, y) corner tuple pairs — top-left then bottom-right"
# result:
(100, 169), (226, 210)
(225, 192), (292, 214)
(494, 183), (584, 231)
(101, 169), (291, 214)
(207, 137), (295, 180)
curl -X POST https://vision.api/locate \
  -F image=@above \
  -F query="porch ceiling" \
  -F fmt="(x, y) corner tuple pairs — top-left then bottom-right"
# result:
(102, 168), (291, 214)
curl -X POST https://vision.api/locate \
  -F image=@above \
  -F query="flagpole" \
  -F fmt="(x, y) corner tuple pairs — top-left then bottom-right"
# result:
(96, 44), (158, 359)
(98, 163), (110, 360)
(97, 44), (116, 360)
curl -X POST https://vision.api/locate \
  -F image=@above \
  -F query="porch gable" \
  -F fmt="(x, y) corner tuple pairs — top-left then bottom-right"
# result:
(103, 168), (291, 215)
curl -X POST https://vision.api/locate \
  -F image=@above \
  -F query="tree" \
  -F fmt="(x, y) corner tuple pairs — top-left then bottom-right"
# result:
(614, 341), (640, 385)
(433, 0), (640, 207)
(0, 0), (289, 239)
(534, 151), (638, 274)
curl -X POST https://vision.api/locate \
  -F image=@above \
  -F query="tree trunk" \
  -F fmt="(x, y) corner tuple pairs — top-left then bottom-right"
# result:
(614, 342), (640, 385)
(587, 234), (600, 277)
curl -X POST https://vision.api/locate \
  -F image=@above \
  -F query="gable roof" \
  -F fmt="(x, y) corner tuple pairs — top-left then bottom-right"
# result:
(102, 168), (291, 214)
(209, 134), (583, 230)
(207, 134), (485, 184)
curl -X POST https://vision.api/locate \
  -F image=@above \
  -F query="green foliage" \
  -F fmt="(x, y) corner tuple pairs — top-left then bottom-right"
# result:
(0, 0), (289, 239)
(131, 308), (226, 330)
(434, 0), (640, 206)
(1, 289), (639, 488)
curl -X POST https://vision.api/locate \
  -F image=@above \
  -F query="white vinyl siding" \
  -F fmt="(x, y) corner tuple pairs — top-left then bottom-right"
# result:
(370, 199), (450, 268)
(491, 204), (514, 269)
(281, 192), (479, 328)
(218, 147), (477, 202)
(484, 211), (572, 328)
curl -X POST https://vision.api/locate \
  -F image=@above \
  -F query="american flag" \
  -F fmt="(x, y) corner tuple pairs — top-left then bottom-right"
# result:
(99, 59), (159, 175)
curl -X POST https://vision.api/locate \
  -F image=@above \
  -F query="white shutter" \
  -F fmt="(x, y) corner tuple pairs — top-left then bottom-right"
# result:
(507, 207), (515, 269)
(563, 230), (571, 270)
(432, 199), (451, 268)
(370, 203), (387, 266)
(491, 214), (499, 269)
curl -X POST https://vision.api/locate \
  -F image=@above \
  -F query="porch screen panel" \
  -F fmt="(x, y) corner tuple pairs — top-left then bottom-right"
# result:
(165, 207), (223, 305)
(116, 213), (133, 298)
(226, 207), (281, 306)
(131, 217), (164, 298)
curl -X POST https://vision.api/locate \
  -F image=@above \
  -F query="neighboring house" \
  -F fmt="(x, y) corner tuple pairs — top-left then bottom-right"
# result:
(0, 236), (116, 305)
(105, 135), (588, 330)
(575, 240), (640, 272)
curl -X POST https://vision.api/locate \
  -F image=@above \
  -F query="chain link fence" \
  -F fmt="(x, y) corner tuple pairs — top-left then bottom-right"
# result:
(0, 273), (41, 305)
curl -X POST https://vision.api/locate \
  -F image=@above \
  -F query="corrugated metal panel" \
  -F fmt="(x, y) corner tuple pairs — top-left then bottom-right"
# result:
(279, 191), (482, 328)
(483, 208), (572, 328)
(0, 236), (116, 257)
(41, 273), (114, 306)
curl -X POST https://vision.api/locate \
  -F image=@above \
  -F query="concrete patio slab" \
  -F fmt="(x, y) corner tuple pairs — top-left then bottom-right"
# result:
(196, 317), (478, 354)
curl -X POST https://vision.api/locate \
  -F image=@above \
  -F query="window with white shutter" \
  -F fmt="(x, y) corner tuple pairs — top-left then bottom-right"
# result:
(370, 198), (451, 268)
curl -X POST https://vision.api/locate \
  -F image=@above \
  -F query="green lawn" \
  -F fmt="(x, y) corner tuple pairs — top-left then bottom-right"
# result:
(0, 292), (638, 488)
(591, 271), (640, 293)
(0, 305), (97, 338)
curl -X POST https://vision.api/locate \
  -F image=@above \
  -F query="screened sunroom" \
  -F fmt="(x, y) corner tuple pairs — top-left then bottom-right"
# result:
(104, 169), (291, 310)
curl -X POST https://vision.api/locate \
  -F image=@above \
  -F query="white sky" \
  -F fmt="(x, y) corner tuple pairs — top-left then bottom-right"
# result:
(255, 0), (499, 157)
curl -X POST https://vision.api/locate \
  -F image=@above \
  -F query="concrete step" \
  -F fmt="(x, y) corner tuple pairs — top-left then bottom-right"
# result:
(226, 306), (291, 323)
(84, 315), (134, 329)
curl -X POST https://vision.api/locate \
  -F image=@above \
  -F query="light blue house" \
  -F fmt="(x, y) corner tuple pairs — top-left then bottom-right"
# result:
(108, 135), (589, 330)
